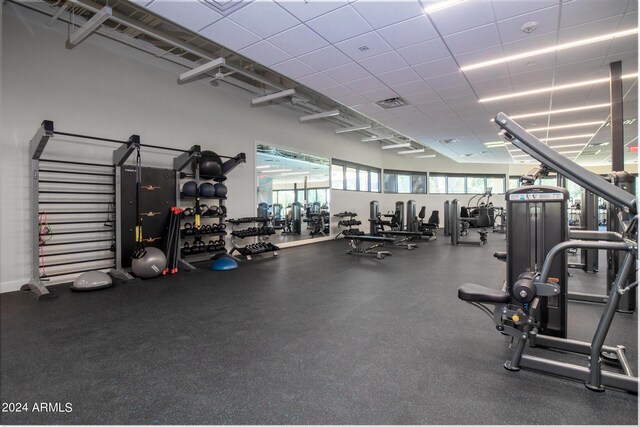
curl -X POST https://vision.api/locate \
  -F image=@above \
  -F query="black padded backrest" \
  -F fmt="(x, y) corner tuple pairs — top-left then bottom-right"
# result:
(418, 206), (426, 220)
(427, 210), (439, 225)
(460, 207), (470, 218)
(476, 206), (491, 227)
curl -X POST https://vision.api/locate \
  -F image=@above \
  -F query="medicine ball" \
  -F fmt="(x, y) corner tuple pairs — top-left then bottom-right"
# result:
(214, 183), (227, 197)
(200, 182), (216, 197)
(131, 247), (167, 279)
(198, 150), (222, 179)
(182, 180), (197, 197)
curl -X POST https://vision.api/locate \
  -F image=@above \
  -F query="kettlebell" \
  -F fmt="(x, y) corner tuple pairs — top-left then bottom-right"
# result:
(182, 242), (192, 255)
(184, 222), (194, 236)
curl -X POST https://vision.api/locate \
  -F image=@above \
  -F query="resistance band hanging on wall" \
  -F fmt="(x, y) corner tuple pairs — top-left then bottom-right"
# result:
(132, 143), (146, 260)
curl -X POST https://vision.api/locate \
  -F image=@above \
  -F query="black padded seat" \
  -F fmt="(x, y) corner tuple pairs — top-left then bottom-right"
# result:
(493, 251), (507, 261)
(458, 283), (510, 303)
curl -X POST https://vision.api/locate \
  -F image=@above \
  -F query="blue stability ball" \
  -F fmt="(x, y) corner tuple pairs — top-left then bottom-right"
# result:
(210, 254), (238, 271)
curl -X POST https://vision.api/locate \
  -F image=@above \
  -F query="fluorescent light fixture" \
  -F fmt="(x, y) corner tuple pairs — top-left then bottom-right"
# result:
(252, 89), (296, 106)
(540, 134), (595, 142)
(509, 103), (610, 120)
(280, 171), (310, 176)
(335, 124), (371, 134)
(461, 28), (638, 72)
(484, 141), (506, 148)
(511, 154), (532, 158)
(261, 169), (292, 173)
(479, 74), (638, 103)
(398, 148), (425, 154)
(558, 150), (582, 155)
(415, 154), (437, 158)
(362, 135), (392, 142)
(256, 165), (271, 169)
(299, 110), (340, 122)
(68, 5), (112, 47)
(548, 143), (588, 149)
(526, 121), (605, 132)
(179, 58), (226, 82)
(381, 143), (411, 150)
(424, 0), (467, 14)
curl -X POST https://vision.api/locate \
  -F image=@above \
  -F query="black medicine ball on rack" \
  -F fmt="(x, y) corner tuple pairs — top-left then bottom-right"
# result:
(214, 183), (227, 197)
(200, 182), (216, 197)
(183, 180), (197, 197)
(198, 150), (223, 178)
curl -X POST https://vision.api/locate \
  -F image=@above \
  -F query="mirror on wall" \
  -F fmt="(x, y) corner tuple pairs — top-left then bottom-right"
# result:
(256, 144), (330, 243)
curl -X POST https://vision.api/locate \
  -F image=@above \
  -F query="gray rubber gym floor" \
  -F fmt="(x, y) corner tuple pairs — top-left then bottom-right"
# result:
(1, 235), (637, 424)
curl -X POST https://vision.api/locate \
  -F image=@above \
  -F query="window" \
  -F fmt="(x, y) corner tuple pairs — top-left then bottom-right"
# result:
(345, 167), (357, 191)
(429, 174), (506, 194)
(384, 172), (397, 193)
(447, 176), (465, 194)
(383, 170), (428, 194)
(429, 175), (446, 194)
(331, 165), (344, 190)
(331, 159), (381, 192)
(370, 171), (380, 192)
(359, 170), (369, 192)
(412, 174), (426, 193)
(509, 176), (520, 189)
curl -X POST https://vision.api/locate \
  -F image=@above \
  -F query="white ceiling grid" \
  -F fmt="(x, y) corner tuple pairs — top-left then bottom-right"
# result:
(142, 0), (638, 165)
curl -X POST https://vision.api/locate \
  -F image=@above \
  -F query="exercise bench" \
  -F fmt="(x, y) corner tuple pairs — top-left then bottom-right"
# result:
(346, 235), (395, 259)
(378, 230), (422, 249)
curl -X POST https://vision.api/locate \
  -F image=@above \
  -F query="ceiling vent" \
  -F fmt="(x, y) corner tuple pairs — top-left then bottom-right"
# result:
(201, 0), (255, 16)
(376, 97), (408, 109)
(439, 138), (459, 144)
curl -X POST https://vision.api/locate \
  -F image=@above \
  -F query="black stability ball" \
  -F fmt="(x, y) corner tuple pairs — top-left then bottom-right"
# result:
(182, 180), (197, 197)
(214, 183), (227, 197)
(200, 182), (216, 197)
(198, 150), (222, 178)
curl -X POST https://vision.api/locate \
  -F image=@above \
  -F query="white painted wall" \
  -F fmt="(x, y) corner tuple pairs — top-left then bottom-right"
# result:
(1, 4), (635, 293)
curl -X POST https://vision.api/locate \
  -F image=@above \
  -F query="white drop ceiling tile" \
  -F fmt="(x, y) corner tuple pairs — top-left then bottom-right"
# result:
(275, 0), (349, 22)
(560, 0), (630, 28)
(296, 72), (339, 90)
(148, 0), (223, 31)
(445, 95), (481, 109)
(396, 38), (451, 66)
(472, 77), (512, 97)
(553, 58), (608, 83)
(377, 67), (422, 87)
(323, 62), (372, 83)
(414, 99), (449, 111)
(320, 84), (357, 99)
(334, 93), (370, 106)
(506, 54), (556, 75)
(306, 6), (373, 43)
(558, 15), (624, 43)
(271, 58), (317, 80)
(298, 46), (352, 71)
(351, 0), (424, 29)
(360, 87), (400, 102)
(199, 19), (261, 51)
(433, 83), (476, 99)
(334, 32), (393, 60)
(267, 25), (329, 56)
(343, 76), (387, 93)
(443, 23), (501, 55)
(358, 51), (408, 74)
(608, 34), (638, 56)
(424, 71), (468, 89)
(387, 104), (422, 117)
(620, 9), (638, 26)
(496, 6), (559, 44)
(501, 31), (557, 56)
(376, 15), (439, 49)
(352, 103), (385, 115)
(490, 0), (558, 21)
(391, 80), (433, 97)
(413, 57), (460, 79)
(227, 1), (300, 38)
(428, 1), (495, 35)
(606, 51), (639, 68)
(403, 91), (440, 105)
(239, 41), (292, 66)
(555, 44), (610, 66)
(509, 68), (555, 86)
(465, 64), (510, 85)
(454, 44), (503, 66)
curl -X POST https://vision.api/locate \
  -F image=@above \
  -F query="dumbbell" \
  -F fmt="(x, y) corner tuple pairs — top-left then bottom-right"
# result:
(218, 223), (226, 230)
(182, 242), (192, 256)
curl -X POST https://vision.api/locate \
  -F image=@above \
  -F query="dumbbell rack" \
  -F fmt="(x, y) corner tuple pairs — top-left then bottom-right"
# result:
(334, 212), (364, 239)
(227, 217), (279, 260)
(177, 176), (228, 265)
